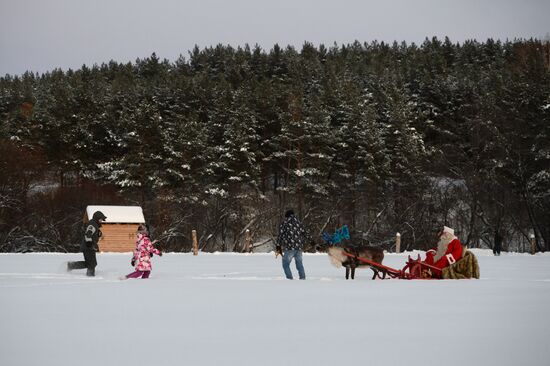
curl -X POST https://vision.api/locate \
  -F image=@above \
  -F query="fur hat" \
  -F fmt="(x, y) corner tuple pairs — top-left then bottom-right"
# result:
(443, 226), (455, 236)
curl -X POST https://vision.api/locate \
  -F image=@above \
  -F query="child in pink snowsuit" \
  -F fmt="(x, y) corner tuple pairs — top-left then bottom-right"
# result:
(125, 225), (161, 279)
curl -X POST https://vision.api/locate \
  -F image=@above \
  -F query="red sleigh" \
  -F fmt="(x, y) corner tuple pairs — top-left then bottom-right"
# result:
(342, 251), (442, 279)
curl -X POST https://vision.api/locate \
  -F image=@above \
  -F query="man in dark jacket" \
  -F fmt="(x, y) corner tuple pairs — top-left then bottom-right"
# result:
(67, 211), (107, 276)
(493, 229), (503, 256)
(276, 209), (311, 280)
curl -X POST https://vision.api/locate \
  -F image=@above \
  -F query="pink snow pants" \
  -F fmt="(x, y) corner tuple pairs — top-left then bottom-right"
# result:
(126, 270), (151, 279)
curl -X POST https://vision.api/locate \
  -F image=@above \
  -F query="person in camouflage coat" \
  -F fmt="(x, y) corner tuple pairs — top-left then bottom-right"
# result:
(67, 211), (106, 277)
(276, 209), (312, 280)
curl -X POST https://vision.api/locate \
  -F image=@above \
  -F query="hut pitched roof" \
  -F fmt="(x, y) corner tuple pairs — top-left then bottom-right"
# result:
(85, 205), (145, 224)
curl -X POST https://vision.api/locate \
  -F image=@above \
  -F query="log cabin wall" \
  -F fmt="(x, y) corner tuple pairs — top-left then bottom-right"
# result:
(98, 223), (140, 252)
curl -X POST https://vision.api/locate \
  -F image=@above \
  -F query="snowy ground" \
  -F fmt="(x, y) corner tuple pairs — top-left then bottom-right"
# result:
(1, 250), (549, 366)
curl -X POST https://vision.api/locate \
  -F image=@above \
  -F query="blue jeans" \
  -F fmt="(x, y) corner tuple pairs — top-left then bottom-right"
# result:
(282, 250), (305, 280)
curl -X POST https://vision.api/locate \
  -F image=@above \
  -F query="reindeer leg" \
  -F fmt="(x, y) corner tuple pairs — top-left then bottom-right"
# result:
(345, 266), (350, 280)
(351, 265), (356, 280)
(375, 269), (388, 279)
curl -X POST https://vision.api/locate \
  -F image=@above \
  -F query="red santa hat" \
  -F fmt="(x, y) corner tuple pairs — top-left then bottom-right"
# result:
(443, 226), (455, 235)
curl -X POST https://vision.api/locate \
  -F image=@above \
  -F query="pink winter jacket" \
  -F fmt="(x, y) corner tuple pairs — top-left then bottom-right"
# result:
(132, 233), (161, 272)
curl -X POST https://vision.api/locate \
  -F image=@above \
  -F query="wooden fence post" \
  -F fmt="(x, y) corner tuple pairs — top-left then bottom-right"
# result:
(192, 229), (198, 256)
(395, 232), (401, 253)
(244, 229), (252, 253)
(530, 234), (536, 255)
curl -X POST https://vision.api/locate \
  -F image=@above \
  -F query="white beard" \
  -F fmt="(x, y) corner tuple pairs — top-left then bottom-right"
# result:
(433, 233), (455, 262)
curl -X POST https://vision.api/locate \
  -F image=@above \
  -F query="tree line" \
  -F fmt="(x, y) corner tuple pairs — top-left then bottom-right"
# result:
(1, 37), (549, 253)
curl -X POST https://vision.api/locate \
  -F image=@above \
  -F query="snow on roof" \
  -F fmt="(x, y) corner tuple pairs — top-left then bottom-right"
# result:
(85, 205), (145, 223)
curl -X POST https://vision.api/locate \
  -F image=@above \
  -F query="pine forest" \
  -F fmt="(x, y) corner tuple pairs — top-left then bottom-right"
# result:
(1, 37), (549, 253)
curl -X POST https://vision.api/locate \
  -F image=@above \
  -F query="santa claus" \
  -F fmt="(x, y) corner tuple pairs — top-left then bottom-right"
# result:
(424, 226), (463, 273)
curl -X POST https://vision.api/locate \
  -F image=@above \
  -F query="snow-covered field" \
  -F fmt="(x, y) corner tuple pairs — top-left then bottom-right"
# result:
(1, 250), (549, 366)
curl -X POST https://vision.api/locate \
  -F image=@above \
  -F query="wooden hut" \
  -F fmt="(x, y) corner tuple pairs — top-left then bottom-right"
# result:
(84, 205), (145, 252)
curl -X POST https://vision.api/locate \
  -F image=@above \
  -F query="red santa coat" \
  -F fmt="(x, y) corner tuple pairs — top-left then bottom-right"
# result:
(425, 238), (463, 270)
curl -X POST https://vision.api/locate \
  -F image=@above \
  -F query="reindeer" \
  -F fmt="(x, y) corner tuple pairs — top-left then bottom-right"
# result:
(319, 225), (385, 279)
(326, 245), (385, 280)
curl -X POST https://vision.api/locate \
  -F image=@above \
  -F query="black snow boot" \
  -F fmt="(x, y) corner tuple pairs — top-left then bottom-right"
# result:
(67, 261), (87, 271)
(86, 268), (95, 277)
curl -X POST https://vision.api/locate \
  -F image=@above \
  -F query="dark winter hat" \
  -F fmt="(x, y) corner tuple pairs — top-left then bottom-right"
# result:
(92, 211), (107, 222)
(285, 209), (295, 218)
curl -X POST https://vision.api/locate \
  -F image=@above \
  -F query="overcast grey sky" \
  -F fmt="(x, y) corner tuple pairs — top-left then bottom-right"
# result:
(1, 0), (549, 76)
